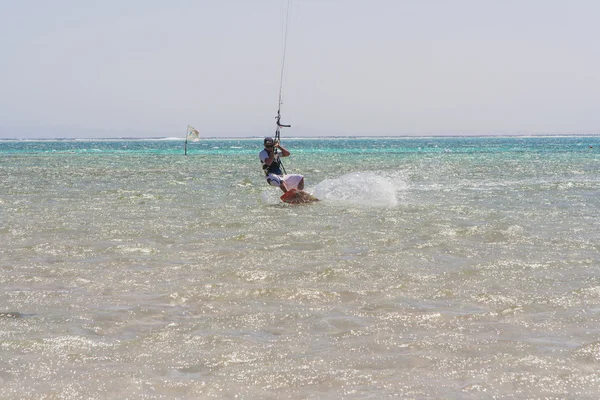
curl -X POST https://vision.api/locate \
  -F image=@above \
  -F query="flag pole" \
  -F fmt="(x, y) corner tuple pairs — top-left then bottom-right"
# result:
(184, 125), (189, 156)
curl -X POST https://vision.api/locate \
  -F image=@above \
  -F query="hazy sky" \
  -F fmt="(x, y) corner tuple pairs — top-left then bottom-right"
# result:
(1, 0), (599, 138)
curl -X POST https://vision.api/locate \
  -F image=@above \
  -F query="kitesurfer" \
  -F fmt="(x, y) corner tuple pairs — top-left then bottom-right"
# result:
(259, 136), (304, 193)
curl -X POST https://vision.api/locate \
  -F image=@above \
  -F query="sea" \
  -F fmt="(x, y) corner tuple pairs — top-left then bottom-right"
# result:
(1, 136), (599, 399)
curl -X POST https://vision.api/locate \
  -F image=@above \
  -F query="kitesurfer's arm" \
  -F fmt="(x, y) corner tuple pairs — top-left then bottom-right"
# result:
(263, 148), (276, 165)
(275, 141), (290, 157)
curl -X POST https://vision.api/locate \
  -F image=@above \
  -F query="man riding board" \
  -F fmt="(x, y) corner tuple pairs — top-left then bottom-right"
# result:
(259, 136), (304, 193)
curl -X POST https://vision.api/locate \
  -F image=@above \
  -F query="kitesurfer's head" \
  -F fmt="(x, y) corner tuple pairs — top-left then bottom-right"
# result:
(264, 137), (274, 148)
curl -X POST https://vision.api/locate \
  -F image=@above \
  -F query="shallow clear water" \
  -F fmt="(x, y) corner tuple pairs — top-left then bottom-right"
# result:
(1, 137), (600, 398)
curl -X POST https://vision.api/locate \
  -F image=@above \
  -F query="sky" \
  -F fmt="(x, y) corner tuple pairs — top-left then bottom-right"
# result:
(1, 0), (599, 138)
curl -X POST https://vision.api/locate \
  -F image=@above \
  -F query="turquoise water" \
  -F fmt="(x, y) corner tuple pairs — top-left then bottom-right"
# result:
(1, 136), (597, 155)
(1, 136), (600, 399)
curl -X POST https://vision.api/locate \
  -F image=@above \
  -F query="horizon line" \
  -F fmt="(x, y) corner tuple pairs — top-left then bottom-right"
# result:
(1, 133), (599, 141)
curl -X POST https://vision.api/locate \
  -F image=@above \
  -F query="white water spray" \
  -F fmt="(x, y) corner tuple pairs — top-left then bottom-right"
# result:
(313, 171), (407, 207)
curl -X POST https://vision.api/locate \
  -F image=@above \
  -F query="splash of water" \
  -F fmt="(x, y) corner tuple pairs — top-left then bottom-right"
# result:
(313, 171), (406, 207)
(260, 190), (282, 205)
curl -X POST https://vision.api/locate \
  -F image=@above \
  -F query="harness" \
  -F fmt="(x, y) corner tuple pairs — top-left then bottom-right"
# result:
(262, 150), (283, 176)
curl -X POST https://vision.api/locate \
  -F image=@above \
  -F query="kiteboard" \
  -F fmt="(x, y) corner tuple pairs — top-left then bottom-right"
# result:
(280, 189), (319, 204)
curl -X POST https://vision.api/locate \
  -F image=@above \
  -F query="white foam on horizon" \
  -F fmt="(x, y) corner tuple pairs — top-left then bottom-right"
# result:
(3, 134), (599, 142)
